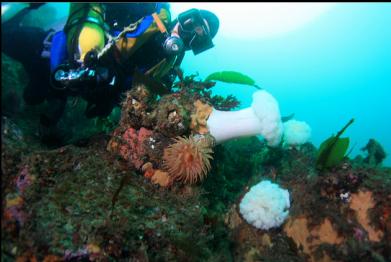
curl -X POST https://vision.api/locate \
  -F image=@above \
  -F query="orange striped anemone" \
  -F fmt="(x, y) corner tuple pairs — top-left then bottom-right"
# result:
(163, 136), (213, 184)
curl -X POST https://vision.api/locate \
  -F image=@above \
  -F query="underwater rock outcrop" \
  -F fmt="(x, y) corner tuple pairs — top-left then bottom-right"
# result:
(2, 136), (228, 261)
(107, 73), (236, 186)
(1, 54), (28, 116)
(222, 143), (391, 262)
(2, 58), (390, 261)
(2, 118), (390, 261)
(107, 73), (285, 188)
(361, 138), (387, 166)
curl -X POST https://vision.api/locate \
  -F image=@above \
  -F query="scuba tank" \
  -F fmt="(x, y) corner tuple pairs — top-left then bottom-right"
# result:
(63, 3), (107, 64)
(1, 3), (29, 23)
(50, 4), (110, 91)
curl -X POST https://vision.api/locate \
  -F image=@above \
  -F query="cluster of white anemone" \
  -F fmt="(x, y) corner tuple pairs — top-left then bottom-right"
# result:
(206, 89), (311, 148)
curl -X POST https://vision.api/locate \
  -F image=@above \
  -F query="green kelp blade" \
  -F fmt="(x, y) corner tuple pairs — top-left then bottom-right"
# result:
(316, 118), (354, 170)
(205, 71), (260, 89)
(316, 136), (350, 169)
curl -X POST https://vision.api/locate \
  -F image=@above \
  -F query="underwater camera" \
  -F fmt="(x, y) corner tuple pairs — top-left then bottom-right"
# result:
(177, 8), (215, 55)
(51, 64), (96, 92)
(50, 50), (112, 93)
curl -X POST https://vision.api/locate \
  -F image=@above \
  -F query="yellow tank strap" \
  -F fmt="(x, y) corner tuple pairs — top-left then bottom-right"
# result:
(113, 7), (171, 63)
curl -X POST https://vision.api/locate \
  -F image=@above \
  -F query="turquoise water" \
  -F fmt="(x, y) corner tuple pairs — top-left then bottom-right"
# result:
(2, 3), (391, 166)
(180, 3), (391, 166)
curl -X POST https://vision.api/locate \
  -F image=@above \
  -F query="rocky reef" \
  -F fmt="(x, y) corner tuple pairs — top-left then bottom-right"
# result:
(106, 70), (236, 187)
(2, 54), (391, 262)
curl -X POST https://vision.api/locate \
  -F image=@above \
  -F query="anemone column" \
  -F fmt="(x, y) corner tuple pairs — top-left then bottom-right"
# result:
(207, 90), (283, 147)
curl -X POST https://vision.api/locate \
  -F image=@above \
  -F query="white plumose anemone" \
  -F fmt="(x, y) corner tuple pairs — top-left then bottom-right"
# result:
(283, 119), (311, 146)
(239, 180), (290, 230)
(207, 90), (283, 146)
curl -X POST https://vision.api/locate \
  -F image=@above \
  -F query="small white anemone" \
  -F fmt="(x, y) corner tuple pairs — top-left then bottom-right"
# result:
(239, 180), (290, 230)
(283, 119), (311, 146)
(206, 90), (283, 146)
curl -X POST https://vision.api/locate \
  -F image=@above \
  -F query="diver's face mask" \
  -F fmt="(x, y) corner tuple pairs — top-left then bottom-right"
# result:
(177, 9), (214, 55)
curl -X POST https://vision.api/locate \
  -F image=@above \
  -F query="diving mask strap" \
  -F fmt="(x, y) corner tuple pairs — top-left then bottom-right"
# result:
(152, 12), (169, 36)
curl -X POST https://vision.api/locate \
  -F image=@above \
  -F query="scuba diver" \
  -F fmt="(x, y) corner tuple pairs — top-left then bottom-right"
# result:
(1, 3), (219, 146)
